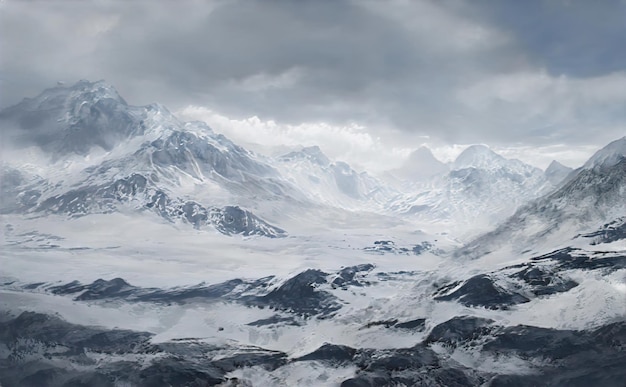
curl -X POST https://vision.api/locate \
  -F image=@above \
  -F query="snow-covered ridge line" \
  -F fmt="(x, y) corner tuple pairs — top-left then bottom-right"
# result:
(1, 79), (587, 237)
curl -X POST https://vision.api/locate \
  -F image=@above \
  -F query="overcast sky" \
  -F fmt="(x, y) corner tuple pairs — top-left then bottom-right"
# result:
(2, 0), (626, 171)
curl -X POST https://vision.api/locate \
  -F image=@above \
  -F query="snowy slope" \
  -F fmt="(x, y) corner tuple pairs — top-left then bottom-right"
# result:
(274, 146), (395, 211)
(0, 80), (570, 238)
(387, 145), (553, 236)
(1, 209), (624, 386)
(1, 81), (625, 386)
(583, 136), (626, 169)
(1, 80), (143, 156)
(458, 138), (626, 258)
(544, 159), (574, 186)
(0, 80), (295, 237)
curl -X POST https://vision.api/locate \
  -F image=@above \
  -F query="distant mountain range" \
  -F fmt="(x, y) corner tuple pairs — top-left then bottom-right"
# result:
(386, 144), (556, 234)
(2, 80), (626, 387)
(1, 80), (622, 241)
(458, 136), (626, 258)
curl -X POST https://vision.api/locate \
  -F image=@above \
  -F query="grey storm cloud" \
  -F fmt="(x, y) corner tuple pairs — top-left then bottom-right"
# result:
(455, 0), (626, 78)
(1, 0), (626, 149)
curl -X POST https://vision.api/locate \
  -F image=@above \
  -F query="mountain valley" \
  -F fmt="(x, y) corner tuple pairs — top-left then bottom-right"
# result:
(1, 81), (625, 387)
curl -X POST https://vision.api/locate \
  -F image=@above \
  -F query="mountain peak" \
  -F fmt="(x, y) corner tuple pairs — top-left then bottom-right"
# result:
(68, 79), (127, 104)
(545, 160), (573, 185)
(394, 146), (448, 181)
(2, 79), (126, 117)
(546, 160), (568, 170)
(280, 145), (331, 166)
(0, 80), (137, 156)
(452, 144), (504, 170)
(583, 137), (626, 170)
(408, 146), (440, 163)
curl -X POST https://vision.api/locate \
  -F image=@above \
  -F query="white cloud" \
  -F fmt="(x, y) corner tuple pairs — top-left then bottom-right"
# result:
(2, 92), (601, 181)
(177, 106), (600, 174)
(78, 14), (120, 37)
(456, 70), (626, 138)
(357, 0), (510, 54)
(177, 106), (411, 173)
(4, 0), (622, 172)
(492, 144), (598, 169)
(228, 67), (304, 92)
(429, 142), (598, 170)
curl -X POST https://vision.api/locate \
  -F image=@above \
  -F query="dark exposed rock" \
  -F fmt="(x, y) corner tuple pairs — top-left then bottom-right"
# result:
(364, 241), (440, 255)
(331, 264), (375, 288)
(22, 282), (45, 290)
(482, 322), (626, 387)
(341, 374), (390, 387)
(485, 325), (589, 359)
(36, 175), (286, 237)
(411, 241), (433, 255)
(16, 368), (68, 387)
(59, 373), (115, 387)
(0, 312), (152, 353)
(47, 277), (273, 305)
(364, 240), (396, 253)
(28, 267), (356, 318)
(211, 351), (288, 373)
(486, 374), (547, 387)
(2, 309), (625, 387)
(532, 248), (626, 272)
(36, 173), (148, 216)
(509, 265), (578, 296)
(341, 345), (479, 387)
(245, 269), (341, 317)
(577, 217), (626, 245)
(394, 318), (426, 331)
(434, 275), (530, 310)
(138, 279), (249, 303)
(361, 319), (398, 330)
(247, 315), (300, 327)
(360, 347), (438, 372)
(74, 278), (136, 301)
(0, 312), (290, 387)
(210, 206), (286, 237)
(135, 357), (224, 386)
(296, 343), (357, 364)
(425, 316), (495, 345)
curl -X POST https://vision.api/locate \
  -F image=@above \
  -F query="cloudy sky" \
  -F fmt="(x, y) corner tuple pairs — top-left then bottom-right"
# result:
(2, 0), (626, 171)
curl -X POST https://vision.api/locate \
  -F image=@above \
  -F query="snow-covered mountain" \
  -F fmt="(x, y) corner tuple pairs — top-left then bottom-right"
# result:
(1, 80), (141, 157)
(5, 80), (620, 245)
(1, 220), (624, 386)
(544, 159), (574, 185)
(387, 144), (553, 235)
(458, 136), (626, 258)
(275, 145), (394, 211)
(2, 81), (625, 386)
(2, 80), (570, 239)
(390, 146), (448, 182)
(583, 136), (626, 169)
(0, 80), (293, 237)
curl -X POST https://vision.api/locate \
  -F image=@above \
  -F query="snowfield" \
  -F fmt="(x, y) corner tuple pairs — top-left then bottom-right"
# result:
(1, 81), (625, 386)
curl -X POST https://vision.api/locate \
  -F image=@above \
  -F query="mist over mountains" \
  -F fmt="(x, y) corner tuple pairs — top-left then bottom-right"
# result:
(1, 80), (582, 237)
(1, 80), (625, 386)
